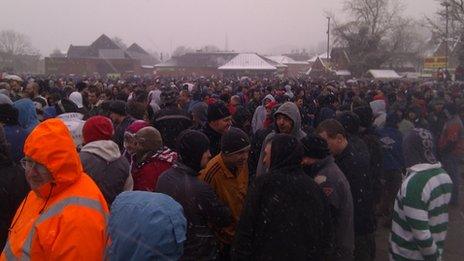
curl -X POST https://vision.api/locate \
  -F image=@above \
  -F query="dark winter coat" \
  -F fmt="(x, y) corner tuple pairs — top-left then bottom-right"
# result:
(377, 126), (405, 172)
(156, 162), (232, 260)
(3, 125), (28, 162)
(248, 125), (274, 180)
(201, 123), (223, 157)
(0, 163), (29, 250)
(79, 140), (130, 205)
(335, 143), (376, 236)
(427, 110), (447, 141)
(232, 134), (331, 261)
(153, 106), (192, 150)
(359, 127), (384, 203)
(306, 156), (355, 260)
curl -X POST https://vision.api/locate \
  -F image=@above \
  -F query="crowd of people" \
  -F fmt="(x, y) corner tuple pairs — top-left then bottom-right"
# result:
(0, 73), (462, 260)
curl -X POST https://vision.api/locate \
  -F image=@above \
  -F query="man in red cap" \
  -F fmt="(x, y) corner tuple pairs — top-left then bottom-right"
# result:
(79, 116), (132, 205)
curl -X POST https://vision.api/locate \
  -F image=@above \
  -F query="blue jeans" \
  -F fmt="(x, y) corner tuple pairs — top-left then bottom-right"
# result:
(441, 154), (461, 205)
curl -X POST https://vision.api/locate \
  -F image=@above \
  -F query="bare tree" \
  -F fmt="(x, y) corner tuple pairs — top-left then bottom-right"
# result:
(332, 0), (412, 75)
(0, 30), (36, 55)
(199, 45), (220, 53)
(112, 36), (127, 50)
(50, 48), (66, 58)
(344, 0), (402, 36)
(425, 1), (464, 66)
(146, 49), (161, 60)
(425, 1), (463, 38)
(172, 46), (194, 57)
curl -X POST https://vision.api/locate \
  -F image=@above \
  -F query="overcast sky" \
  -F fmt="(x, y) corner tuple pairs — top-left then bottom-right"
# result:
(0, 0), (439, 56)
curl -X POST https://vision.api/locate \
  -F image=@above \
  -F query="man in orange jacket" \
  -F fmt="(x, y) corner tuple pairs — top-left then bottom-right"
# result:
(199, 127), (250, 258)
(1, 119), (109, 260)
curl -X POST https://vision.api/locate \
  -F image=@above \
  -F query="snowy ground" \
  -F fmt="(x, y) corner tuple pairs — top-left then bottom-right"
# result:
(375, 181), (464, 261)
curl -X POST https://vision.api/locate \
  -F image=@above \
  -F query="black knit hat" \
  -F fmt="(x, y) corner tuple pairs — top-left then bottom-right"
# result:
(207, 101), (230, 122)
(176, 130), (210, 172)
(301, 135), (331, 159)
(353, 106), (373, 128)
(337, 111), (360, 135)
(109, 100), (127, 116)
(55, 99), (78, 115)
(221, 127), (250, 155)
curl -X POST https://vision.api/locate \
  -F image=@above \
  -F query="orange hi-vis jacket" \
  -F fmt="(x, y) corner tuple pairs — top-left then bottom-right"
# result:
(1, 119), (109, 260)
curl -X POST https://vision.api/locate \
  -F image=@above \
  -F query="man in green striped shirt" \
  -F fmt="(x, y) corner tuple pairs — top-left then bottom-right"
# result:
(390, 128), (453, 260)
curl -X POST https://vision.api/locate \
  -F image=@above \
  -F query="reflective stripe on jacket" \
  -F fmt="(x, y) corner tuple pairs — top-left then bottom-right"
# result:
(1, 119), (109, 260)
(3, 196), (107, 260)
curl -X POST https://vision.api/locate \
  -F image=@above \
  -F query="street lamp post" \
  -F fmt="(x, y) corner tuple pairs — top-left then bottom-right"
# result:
(442, 1), (451, 71)
(327, 17), (331, 61)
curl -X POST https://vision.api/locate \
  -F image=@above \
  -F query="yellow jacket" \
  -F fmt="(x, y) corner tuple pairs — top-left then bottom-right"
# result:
(199, 154), (248, 244)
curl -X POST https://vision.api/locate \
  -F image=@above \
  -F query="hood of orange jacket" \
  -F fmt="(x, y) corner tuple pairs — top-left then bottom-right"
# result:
(24, 118), (83, 198)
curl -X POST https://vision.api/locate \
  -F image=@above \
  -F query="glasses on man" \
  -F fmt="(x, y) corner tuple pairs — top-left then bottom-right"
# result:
(20, 157), (35, 170)
(20, 158), (50, 174)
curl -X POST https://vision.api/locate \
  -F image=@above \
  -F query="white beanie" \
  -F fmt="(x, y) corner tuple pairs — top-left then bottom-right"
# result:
(69, 91), (84, 108)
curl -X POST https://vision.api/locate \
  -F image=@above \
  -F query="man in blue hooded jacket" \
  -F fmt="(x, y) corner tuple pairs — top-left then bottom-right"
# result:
(107, 191), (187, 261)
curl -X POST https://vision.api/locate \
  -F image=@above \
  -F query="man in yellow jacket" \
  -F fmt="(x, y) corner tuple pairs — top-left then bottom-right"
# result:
(200, 127), (250, 258)
(1, 119), (108, 260)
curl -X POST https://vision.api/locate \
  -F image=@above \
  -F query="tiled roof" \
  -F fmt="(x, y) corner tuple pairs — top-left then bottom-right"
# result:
(98, 49), (127, 59)
(127, 43), (149, 55)
(67, 45), (90, 58)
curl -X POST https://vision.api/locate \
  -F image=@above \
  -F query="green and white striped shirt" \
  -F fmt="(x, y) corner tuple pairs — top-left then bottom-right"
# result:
(390, 163), (453, 261)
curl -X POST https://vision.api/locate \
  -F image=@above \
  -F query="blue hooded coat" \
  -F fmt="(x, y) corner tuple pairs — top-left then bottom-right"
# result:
(107, 191), (187, 261)
(13, 98), (39, 133)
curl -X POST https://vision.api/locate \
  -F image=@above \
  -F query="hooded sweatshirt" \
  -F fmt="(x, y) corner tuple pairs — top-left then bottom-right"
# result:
(56, 112), (85, 150)
(369, 100), (387, 128)
(251, 94), (275, 134)
(13, 98), (39, 133)
(1, 119), (108, 260)
(370, 100), (387, 129)
(156, 130), (232, 260)
(80, 140), (132, 205)
(232, 134), (331, 260)
(69, 91), (84, 109)
(107, 191), (186, 261)
(390, 128), (452, 260)
(256, 102), (306, 176)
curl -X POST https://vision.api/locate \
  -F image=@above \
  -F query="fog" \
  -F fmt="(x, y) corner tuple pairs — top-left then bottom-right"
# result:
(0, 0), (438, 56)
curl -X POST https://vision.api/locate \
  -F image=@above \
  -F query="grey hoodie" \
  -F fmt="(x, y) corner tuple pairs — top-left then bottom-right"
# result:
(370, 100), (387, 129)
(256, 102), (306, 175)
(81, 140), (122, 162)
(251, 94), (275, 134)
(80, 140), (133, 205)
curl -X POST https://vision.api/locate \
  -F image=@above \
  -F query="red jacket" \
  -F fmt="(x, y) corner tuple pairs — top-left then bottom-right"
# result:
(131, 147), (177, 191)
